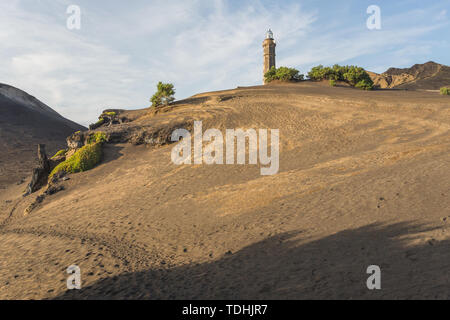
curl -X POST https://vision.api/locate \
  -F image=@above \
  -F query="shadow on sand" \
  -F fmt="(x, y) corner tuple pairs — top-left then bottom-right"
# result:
(100, 144), (125, 166)
(171, 96), (210, 106)
(56, 222), (450, 300)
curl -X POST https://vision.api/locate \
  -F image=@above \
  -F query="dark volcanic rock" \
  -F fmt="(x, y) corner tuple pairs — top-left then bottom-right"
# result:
(89, 109), (130, 130)
(25, 144), (51, 196)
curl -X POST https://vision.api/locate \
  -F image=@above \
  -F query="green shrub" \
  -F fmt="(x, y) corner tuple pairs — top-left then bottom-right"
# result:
(264, 66), (277, 82)
(103, 111), (117, 116)
(264, 66), (304, 83)
(151, 82), (176, 107)
(329, 79), (336, 87)
(51, 149), (67, 159)
(308, 65), (325, 80)
(343, 66), (372, 87)
(440, 87), (450, 95)
(355, 79), (373, 90)
(49, 142), (102, 178)
(308, 64), (373, 90)
(308, 65), (341, 81)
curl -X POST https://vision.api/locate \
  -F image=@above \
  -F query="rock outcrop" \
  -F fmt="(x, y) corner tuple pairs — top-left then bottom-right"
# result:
(24, 144), (66, 196)
(25, 144), (50, 195)
(79, 107), (192, 149)
(89, 110), (130, 130)
(369, 61), (450, 90)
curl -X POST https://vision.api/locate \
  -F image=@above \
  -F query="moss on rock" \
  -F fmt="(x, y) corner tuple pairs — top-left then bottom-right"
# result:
(51, 149), (67, 159)
(87, 131), (108, 144)
(89, 118), (105, 130)
(49, 131), (107, 178)
(49, 142), (103, 178)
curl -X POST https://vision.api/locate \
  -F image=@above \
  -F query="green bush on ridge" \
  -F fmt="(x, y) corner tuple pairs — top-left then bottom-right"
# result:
(308, 64), (374, 90)
(151, 82), (176, 107)
(264, 66), (304, 83)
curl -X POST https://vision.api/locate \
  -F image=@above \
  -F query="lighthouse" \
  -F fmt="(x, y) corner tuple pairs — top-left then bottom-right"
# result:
(262, 29), (276, 84)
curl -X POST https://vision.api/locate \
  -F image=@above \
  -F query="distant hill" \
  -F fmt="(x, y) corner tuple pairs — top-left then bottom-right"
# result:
(368, 61), (450, 90)
(0, 83), (85, 188)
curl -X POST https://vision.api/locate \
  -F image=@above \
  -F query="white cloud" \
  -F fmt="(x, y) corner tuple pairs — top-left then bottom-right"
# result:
(436, 9), (447, 21)
(0, 1), (149, 126)
(0, 1), (316, 126)
(0, 1), (448, 126)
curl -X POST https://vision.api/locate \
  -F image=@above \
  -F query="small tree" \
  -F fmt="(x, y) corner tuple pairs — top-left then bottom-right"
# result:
(151, 82), (175, 107)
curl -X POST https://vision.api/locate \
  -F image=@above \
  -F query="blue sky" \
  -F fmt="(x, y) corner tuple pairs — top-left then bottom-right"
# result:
(1, 0), (449, 126)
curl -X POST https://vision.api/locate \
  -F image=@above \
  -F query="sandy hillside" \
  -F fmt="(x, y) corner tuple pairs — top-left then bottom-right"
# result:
(0, 81), (449, 299)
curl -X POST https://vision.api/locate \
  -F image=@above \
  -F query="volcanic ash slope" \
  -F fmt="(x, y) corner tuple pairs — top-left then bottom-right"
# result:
(0, 81), (449, 299)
